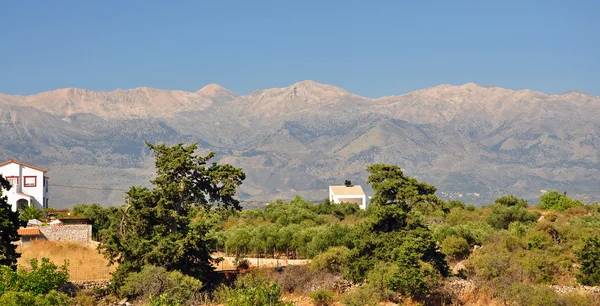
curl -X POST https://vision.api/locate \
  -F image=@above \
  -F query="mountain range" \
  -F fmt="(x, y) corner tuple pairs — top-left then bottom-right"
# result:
(1, 81), (599, 208)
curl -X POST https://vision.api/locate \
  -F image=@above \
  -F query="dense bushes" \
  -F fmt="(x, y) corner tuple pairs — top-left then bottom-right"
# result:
(365, 262), (399, 300)
(441, 236), (470, 260)
(485, 200), (538, 230)
(340, 285), (379, 306)
(538, 191), (585, 211)
(344, 206), (448, 292)
(0, 290), (71, 306)
(494, 195), (529, 207)
(310, 246), (349, 274)
(118, 265), (203, 303)
(268, 265), (343, 294)
(70, 188), (600, 305)
(72, 203), (121, 236)
(214, 274), (292, 306)
(0, 258), (70, 306)
(310, 289), (334, 306)
(223, 197), (357, 259)
(340, 164), (450, 301)
(50, 158), (600, 305)
(576, 235), (600, 285)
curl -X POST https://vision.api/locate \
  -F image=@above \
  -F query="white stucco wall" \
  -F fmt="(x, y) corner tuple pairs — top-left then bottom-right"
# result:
(0, 162), (48, 211)
(329, 186), (367, 210)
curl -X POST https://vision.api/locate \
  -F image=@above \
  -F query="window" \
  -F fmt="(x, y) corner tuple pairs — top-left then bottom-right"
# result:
(24, 176), (37, 187)
(6, 176), (18, 187)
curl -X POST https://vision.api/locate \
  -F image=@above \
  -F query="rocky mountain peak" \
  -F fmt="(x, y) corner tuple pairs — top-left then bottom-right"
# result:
(196, 83), (237, 97)
(287, 80), (349, 96)
(0, 81), (599, 207)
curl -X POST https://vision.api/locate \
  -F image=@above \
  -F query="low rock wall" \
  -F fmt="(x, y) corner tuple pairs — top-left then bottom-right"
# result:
(69, 279), (110, 290)
(39, 225), (92, 246)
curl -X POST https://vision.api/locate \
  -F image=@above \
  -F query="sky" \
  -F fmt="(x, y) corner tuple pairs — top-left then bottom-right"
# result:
(1, 0), (599, 97)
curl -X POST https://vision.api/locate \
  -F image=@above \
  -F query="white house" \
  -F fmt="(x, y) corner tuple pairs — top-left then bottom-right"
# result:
(329, 180), (367, 210)
(0, 159), (49, 211)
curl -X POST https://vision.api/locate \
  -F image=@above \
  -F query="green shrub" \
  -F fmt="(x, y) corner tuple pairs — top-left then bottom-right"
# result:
(507, 221), (530, 238)
(486, 203), (538, 230)
(494, 195), (528, 207)
(215, 274), (292, 306)
(440, 236), (470, 260)
(365, 262), (398, 301)
(36, 290), (71, 306)
(445, 207), (480, 226)
(118, 265), (202, 303)
(0, 291), (37, 306)
(576, 236), (600, 285)
(0, 258), (70, 305)
(72, 290), (96, 306)
(558, 291), (598, 306)
(467, 241), (517, 283)
(18, 205), (43, 222)
(456, 221), (495, 246)
(16, 258), (69, 295)
(504, 283), (559, 306)
(387, 260), (440, 298)
(0, 289), (70, 306)
(538, 191), (584, 211)
(310, 289), (334, 306)
(525, 231), (553, 250)
(341, 285), (379, 306)
(545, 212), (558, 222)
(519, 250), (561, 284)
(431, 224), (459, 242)
(310, 246), (349, 274)
(445, 200), (466, 210)
(148, 293), (182, 306)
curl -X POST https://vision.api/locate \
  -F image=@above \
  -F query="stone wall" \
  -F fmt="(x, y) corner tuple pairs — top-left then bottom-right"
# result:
(68, 279), (110, 290)
(39, 225), (92, 246)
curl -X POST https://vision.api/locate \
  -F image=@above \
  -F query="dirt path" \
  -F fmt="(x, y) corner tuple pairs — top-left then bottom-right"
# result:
(212, 254), (310, 270)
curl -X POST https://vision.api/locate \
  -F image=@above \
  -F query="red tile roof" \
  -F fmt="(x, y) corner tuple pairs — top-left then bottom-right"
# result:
(0, 159), (47, 173)
(18, 228), (41, 236)
(16, 192), (33, 198)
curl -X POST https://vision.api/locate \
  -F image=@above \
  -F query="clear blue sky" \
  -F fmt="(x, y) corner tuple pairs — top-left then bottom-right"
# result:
(1, 0), (598, 97)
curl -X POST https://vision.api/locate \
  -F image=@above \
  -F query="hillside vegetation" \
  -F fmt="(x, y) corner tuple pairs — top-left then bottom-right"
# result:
(2, 142), (600, 305)
(72, 183), (600, 305)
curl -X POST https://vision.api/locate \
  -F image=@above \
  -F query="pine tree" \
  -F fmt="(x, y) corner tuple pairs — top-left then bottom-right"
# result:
(100, 142), (245, 286)
(0, 175), (25, 269)
(576, 236), (600, 286)
(344, 164), (448, 298)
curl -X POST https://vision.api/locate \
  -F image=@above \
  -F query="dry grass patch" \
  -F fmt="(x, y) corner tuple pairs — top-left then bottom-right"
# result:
(17, 240), (115, 281)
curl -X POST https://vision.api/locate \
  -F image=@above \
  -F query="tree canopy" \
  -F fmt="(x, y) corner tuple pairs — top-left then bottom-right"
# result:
(576, 235), (600, 286)
(18, 205), (42, 222)
(366, 164), (444, 214)
(100, 142), (245, 286)
(0, 175), (24, 269)
(538, 191), (584, 211)
(345, 164), (449, 298)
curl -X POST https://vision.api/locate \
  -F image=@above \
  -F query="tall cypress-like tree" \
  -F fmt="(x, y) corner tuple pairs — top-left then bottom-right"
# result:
(101, 142), (245, 286)
(576, 235), (600, 286)
(345, 164), (448, 299)
(0, 175), (24, 269)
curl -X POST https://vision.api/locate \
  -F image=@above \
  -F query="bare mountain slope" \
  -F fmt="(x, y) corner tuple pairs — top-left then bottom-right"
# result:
(4, 87), (214, 119)
(1, 81), (599, 207)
